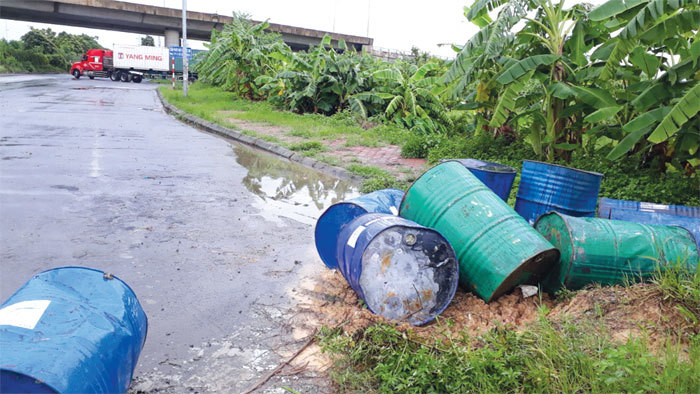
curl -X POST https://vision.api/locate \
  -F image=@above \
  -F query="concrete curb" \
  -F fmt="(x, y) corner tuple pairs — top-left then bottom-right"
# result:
(156, 89), (363, 184)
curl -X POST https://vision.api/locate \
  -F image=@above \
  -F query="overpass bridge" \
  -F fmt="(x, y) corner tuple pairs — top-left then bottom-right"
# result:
(0, 0), (374, 51)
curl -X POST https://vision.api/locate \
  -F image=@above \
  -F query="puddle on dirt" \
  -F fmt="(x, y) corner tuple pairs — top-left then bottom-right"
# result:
(233, 144), (360, 226)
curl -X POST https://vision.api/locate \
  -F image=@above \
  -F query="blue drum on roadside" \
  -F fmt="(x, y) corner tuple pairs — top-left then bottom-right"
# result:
(598, 197), (700, 219)
(515, 160), (603, 224)
(609, 208), (700, 250)
(441, 159), (517, 201)
(315, 189), (404, 269)
(0, 267), (148, 394)
(335, 213), (459, 326)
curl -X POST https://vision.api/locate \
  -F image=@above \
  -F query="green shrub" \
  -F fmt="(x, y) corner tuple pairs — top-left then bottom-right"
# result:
(320, 317), (700, 393)
(289, 141), (324, 152)
(401, 133), (444, 159)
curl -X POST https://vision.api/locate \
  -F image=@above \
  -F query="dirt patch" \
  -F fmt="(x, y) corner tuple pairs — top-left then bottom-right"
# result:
(297, 270), (696, 350)
(217, 111), (302, 144)
(327, 145), (427, 180)
(549, 285), (697, 350)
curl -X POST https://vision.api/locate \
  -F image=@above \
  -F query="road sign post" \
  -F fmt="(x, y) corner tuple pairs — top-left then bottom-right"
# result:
(182, 0), (188, 98)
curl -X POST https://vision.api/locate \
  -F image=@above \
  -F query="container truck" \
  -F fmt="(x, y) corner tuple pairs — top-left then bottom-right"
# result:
(69, 45), (202, 83)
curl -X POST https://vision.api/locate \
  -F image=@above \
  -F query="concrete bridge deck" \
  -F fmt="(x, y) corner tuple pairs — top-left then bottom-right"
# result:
(0, 0), (374, 51)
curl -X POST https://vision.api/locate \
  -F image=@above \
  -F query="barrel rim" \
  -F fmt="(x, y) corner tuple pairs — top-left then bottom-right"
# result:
(361, 222), (459, 326)
(533, 211), (576, 284)
(522, 160), (604, 177)
(399, 161), (462, 214)
(33, 266), (149, 350)
(315, 189), (406, 270)
(314, 201), (368, 270)
(440, 158), (517, 174)
(486, 247), (560, 302)
(339, 213), (459, 326)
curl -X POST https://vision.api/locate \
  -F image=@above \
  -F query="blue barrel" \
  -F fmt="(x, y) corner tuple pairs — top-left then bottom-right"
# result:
(598, 197), (700, 219)
(0, 267), (148, 393)
(515, 160), (603, 224)
(608, 208), (700, 249)
(336, 213), (459, 325)
(315, 189), (404, 269)
(441, 159), (517, 201)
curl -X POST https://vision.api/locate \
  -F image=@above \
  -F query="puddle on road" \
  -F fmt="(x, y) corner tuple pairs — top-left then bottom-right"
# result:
(233, 144), (360, 226)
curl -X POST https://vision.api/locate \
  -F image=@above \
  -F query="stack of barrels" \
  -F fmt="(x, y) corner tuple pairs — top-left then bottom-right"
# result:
(316, 159), (699, 325)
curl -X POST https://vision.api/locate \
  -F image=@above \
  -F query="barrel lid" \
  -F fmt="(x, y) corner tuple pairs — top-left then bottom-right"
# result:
(441, 158), (516, 173)
(522, 160), (603, 178)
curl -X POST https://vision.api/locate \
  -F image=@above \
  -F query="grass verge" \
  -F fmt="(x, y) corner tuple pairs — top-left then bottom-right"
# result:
(319, 265), (700, 392)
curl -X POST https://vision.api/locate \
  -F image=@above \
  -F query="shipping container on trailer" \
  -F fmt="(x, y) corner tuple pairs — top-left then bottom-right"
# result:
(70, 45), (202, 83)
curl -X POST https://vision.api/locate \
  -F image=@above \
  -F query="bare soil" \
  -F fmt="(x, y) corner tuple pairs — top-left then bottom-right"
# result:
(290, 270), (697, 371)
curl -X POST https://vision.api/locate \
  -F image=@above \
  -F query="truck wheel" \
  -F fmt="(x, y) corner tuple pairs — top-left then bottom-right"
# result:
(132, 75), (142, 83)
(120, 72), (131, 83)
(72, 69), (80, 79)
(89, 76), (95, 80)
(110, 72), (119, 81)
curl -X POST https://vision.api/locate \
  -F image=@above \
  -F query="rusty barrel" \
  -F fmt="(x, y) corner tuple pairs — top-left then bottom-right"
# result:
(440, 159), (517, 201)
(315, 188), (404, 269)
(335, 213), (458, 325)
(399, 161), (559, 302)
(515, 160), (603, 224)
(0, 267), (147, 393)
(535, 212), (700, 291)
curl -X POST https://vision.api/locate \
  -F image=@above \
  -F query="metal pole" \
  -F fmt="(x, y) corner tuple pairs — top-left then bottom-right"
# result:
(182, 0), (188, 97)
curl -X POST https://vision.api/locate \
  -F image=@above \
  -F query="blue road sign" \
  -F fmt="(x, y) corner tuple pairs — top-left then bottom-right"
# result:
(168, 46), (192, 59)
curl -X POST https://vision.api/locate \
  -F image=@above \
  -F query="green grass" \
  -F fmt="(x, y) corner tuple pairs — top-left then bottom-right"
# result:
(320, 264), (700, 392)
(320, 313), (700, 393)
(159, 84), (409, 145)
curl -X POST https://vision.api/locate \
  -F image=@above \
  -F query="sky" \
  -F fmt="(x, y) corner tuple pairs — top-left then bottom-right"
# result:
(0, 0), (607, 58)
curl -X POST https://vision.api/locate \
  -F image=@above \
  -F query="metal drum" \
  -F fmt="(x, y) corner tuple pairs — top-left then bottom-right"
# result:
(315, 188), (404, 269)
(515, 160), (603, 224)
(399, 161), (559, 302)
(598, 197), (700, 219)
(535, 212), (699, 291)
(440, 159), (516, 201)
(609, 208), (700, 249)
(336, 213), (459, 325)
(0, 267), (148, 393)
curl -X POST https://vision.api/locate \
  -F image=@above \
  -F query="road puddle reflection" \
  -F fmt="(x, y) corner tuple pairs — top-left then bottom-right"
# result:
(233, 144), (360, 226)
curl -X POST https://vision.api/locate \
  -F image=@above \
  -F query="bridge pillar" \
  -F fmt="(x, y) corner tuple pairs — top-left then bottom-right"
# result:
(164, 29), (180, 47)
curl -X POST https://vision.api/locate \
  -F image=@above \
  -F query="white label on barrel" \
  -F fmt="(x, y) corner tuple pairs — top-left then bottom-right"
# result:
(390, 206), (398, 216)
(640, 202), (670, 211)
(0, 300), (51, 330)
(347, 225), (366, 248)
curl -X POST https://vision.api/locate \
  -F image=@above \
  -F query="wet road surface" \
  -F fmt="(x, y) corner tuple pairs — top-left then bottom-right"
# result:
(0, 75), (358, 392)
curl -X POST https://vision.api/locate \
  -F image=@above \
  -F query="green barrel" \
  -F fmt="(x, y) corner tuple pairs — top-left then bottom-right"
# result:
(399, 161), (559, 302)
(535, 212), (700, 291)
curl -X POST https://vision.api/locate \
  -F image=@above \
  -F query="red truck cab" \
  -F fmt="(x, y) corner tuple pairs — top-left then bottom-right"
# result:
(70, 49), (113, 79)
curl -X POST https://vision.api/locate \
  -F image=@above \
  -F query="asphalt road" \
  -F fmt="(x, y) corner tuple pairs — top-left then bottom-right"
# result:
(0, 75), (358, 392)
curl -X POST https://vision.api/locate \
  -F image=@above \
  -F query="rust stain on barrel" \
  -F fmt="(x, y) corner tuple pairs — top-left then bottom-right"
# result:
(380, 250), (393, 274)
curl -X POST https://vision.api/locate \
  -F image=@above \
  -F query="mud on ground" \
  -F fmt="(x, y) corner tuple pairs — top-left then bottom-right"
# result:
(291, 270), (697, 374)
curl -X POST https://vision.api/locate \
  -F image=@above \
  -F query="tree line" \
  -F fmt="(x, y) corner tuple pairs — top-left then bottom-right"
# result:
(194, 0), (698, 174)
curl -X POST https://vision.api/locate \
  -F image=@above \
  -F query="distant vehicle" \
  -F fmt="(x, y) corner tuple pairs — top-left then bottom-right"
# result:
(69, 45), (204, 83)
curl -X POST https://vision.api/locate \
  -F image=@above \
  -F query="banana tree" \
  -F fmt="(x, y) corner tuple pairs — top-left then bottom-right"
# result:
(196, 14), (288, 99)
(589, 0), (700, 170)
(350, 61), (451, 133)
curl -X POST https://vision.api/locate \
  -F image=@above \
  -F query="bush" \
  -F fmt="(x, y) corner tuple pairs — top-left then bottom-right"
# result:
(401, 133), (444, 159)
